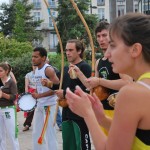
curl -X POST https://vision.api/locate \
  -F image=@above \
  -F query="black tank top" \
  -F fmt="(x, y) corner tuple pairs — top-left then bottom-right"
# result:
(135, 81), (150, 145)
(98, 58), (120, 94)
(98, 58), (120, 110)
(136, 128), (150, 145)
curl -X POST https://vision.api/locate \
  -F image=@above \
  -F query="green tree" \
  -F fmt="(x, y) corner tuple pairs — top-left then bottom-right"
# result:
(0, 33), (33, 61)
(12, 0), (27, 42)
(0, 3), (16, 36)
(12, 0), (42, 42)
(0, 0), (42, 42)
(56, 0), (98, 52)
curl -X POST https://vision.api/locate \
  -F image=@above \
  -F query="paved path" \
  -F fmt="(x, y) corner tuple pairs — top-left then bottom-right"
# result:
(6, 111), (63, 150)
(6, 111), (94, 150)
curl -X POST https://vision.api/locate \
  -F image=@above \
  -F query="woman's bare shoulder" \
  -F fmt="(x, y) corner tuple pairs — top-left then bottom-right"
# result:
(116, 82), (150, 109)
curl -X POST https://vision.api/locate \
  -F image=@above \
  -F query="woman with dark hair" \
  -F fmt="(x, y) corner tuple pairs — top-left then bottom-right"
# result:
(0, 63), (19, 150)
(66, 13), (150, 150)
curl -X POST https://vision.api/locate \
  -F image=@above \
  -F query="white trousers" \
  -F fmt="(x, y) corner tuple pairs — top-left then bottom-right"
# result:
(32, 105), (58, 150)
(0, 106), (20, 150)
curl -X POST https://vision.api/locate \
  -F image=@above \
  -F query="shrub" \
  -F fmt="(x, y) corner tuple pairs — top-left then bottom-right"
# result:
(0, 37), (33, 62)
(48, 52), (68, 70)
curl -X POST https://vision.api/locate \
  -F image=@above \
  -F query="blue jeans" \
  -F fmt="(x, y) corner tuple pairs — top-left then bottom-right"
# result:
(56, 107), (62, 128)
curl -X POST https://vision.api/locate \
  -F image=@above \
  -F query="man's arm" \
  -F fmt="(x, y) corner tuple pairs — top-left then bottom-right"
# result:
(45, 66), (59, 84)
(97, 74), (133, 90)
(95, 58), (100, 77)
(86, 74), (133, 90)
(32, 90), (55, 99)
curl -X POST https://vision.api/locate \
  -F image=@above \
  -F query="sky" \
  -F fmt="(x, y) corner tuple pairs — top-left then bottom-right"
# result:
(0, 0), (9, 5)
(0, 0), (9, 13)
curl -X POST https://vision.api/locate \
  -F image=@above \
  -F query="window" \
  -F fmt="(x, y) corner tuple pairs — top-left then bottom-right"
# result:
(117, 0), (125, 2)
(98, 8), (105, 20)
(51, 11), (56, 17)
(117, 5), (125, 16)
(48, 0), (56, 8)
(49, 17), (54, 27)
(33, 12), (41, 21)
(50, 34), (57, 49)
(143, 0), (150, 14)
(48, 11), (55, 27)
(33, 0), (41, 9)
(97, 0), (105, 6)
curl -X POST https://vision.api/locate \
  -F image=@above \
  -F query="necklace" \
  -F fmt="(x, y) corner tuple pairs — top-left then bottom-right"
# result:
(138, 72), (150, 81)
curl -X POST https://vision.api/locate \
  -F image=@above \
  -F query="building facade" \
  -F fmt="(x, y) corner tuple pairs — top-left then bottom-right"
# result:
(31, 0), (58, 51)
(138, 0), (150, 14)
(90, 0), (139, 22)
(9, 0), (147, 51)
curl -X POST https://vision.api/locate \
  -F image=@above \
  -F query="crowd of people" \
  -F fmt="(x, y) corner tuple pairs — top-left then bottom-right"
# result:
(0, 12), (150, 150)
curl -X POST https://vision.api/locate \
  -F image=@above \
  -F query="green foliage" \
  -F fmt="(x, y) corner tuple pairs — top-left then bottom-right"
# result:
(85, 49), (103, 61)
(56, 0), (98, 53)
(13, 1), (26, 42)
(0, 0), (42, 42)
(3, 52), (33, 93)
(0, 32), (33, 92)
(47, 52), (68, 70)
(0, 35), (33, 61)
(0, 3), (16, 36)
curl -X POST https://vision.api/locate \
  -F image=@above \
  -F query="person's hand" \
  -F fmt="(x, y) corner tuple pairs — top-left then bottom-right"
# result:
(87, 93), (106, 123)
(41, 78), (53, 88)
(69, 64), (91, 90)
(0, 89), (2, 98)
(68, 64), (82, 78)
(66, 86), (93, 118)
(86, 77), (100, 89)
(31, 93), (39, 99)
(55, 90), (64, 99)
(69, 64), (80, 73)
